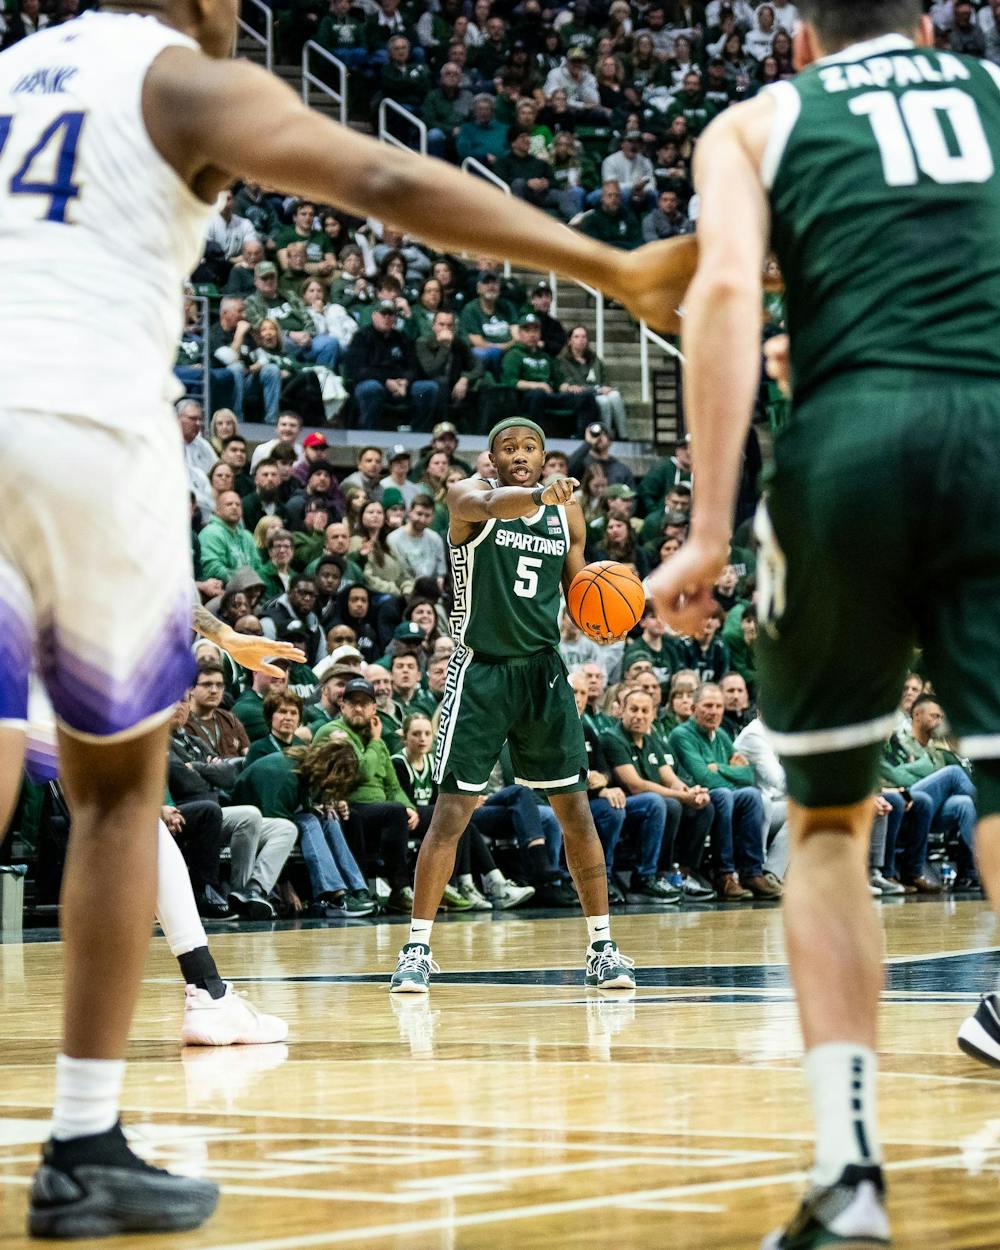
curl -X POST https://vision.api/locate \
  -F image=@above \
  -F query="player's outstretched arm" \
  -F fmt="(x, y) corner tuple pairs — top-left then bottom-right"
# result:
(449, 474), (578, 529)
(143, 51), (692, 331)
(647, 99), (771, 634)
(192, 604), (306, 677)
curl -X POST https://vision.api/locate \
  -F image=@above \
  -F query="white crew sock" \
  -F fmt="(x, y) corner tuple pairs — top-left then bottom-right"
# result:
(155, 821), (208, 957)
(408, 918), (433, 946)
(586, 914), (612, 946)
(483, 868), (504, 891)
(51, 1054), (125, 1141)
(805, 1042), (882, 1185)
(458, 874), (474, 889)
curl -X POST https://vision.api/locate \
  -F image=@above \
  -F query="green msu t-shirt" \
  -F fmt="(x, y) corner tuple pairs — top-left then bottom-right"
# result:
(501, 344), (556, 388)
(601, 726), (674, 784)
(458, 299), (516, 345)
(768, 37), (1000, 404)
(450, 482), (569, 658)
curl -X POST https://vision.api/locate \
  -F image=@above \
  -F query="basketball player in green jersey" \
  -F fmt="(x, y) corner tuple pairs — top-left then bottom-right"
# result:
(390, 417), (637, 994)
(649, 2), (1000, 1246)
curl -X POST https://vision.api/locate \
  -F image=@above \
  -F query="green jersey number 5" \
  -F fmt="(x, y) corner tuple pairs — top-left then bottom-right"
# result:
(514, 555), (543, 599)
(850, 88), (994, 187)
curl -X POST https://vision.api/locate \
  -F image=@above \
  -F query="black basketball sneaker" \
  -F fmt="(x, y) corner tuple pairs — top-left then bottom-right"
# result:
(760, 1164), (890, 1249)
(958, 993), (1000, 1068)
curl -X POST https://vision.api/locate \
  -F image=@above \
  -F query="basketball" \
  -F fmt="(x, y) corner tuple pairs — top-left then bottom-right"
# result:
(567, 561), (646, 642)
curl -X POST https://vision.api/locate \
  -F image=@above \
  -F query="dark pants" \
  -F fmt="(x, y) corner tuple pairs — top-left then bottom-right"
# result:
(520, 387), (600, 437)
(174, 800), (227, 896)
(471, 785), (560, 877)
(709, 786), (764, 879)
(344, 801), (411, 888)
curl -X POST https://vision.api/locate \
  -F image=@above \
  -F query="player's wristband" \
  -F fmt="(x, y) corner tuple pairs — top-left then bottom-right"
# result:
(530, 486), (545, 506)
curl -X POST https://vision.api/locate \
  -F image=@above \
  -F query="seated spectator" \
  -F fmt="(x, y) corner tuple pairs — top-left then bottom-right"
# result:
(278, 242), (311, 296)
(416, 309), (483, 427)
(387, 494), (447, 585)
(660, 670), (699, 734)
(379, 34), (432, 115)
(456, 93), (509, 166)
(622, 605), (675, 691)
(880, 694), (976, 890)
(392, 713), (534, 909)
(232, 734), (377, 918)
(642, 188), (695, 242)
(494, 125), (559, 213)
(244, 688), (312, 765)
(568, 420), (636, 488)
(342, 299), (440, 430)
(162, 728), (230, 919)
(559, 610), (605, 673)
(523, 279), (567, 358)
(168, 690), (296, 920)
(675, 609), (730, 684)
(365, 0), (421, 67)
(317, 0), (367, 68)
(206, 186), (259, 261)
(669, 683), (780, 901)
(186, 659), (251, 759)
(261, 573), (327, 665)
(219, 433), (253, 495)
(232, 661), (294, 743)
(576, 180), (643, 251)
(250, 409), (305, 472)
(594, 129), (655, 211)
(341, 445), (386, 502)
(576, 661), (618, 734)
(242, 460), (290, 533)
(315, 677), (418, 911)
(258, 527), (297, 600)
(425, 61), (475, 160)
(720, 671), (754, 737)
(404, 278), (444, 343)
(330, 584), (383, 662)
(286, 460), (339, 531)
(502, 312), (599, 436)
(203, 297), (259, 420)
(732, 714), (794, 882)
(274, 199), (333, 276)
(594, 682), (715, 901)
(250, 319), (327, 426)
(199, 490), (261, 582)
(559, 324), (626, 439)
(543, 45), (604, 120)
(244, 260), (340, 370)
(458, 269), (517, 377)
(593, 513), (650, 577)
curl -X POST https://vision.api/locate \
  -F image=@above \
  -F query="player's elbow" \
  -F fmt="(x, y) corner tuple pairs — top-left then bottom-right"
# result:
(356, 148), (426, 221)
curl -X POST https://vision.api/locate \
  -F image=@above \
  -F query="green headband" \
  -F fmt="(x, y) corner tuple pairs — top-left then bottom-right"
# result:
(487, 417), (546, 451)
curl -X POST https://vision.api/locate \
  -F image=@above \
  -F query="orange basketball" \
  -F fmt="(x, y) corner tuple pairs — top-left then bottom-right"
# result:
(567, 561), (646, 643)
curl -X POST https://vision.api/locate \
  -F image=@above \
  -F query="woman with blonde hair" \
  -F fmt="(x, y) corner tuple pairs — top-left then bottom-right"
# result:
(209, 407), (238, 453)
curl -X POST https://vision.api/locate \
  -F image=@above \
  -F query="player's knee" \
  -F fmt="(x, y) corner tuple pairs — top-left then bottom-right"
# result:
(788, 798), (872, 841)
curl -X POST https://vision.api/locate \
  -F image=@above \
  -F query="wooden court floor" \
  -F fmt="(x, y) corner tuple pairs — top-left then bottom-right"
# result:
(2, 899), (1000, 1249)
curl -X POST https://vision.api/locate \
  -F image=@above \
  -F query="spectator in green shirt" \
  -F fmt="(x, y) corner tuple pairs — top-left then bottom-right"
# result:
(379, 35), (432, 114)
(457, 268), (516, 376)
(232, 661), (294, 743)
(669, 683), (780, 901)
(198, 491), (262, 582)
(425, 61), (475, 160)
(493, 126), (557, 212)
(315, 676), (418, 911)
(316, 0), (367, 69)
(501, 313), (599, 435)
(274, 200), (332, 275)
(243, 261), (340, 369)
(575, 180), (643, 251)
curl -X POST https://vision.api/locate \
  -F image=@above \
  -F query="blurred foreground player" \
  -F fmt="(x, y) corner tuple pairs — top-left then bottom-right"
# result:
(0, 0), (694, 1234)
(650, 3), (1000, 1246)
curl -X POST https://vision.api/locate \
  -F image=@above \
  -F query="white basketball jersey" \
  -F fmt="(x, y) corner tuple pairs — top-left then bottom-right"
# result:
(0, 12), (213, 423)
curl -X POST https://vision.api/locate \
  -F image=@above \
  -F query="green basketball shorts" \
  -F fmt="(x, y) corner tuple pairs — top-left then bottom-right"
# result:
(433, 646), (588, 795)
(756, 369), (1000, 808)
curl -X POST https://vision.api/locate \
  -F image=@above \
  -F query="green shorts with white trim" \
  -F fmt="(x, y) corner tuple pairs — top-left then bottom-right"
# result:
(756, 369), (1000, 808)
(432, 646), (587, 795)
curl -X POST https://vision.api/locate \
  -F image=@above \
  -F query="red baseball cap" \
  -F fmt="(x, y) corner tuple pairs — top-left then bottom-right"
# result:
(303, 432), (328, 448)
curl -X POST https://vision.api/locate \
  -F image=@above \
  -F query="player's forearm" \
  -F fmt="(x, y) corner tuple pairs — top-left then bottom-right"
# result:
(681, 278), (760, 547)
(455, 486), (544, 522)
(192, 604), (237, 648)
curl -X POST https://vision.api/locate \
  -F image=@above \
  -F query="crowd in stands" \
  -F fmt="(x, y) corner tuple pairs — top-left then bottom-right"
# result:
(4, 0), (988, 922)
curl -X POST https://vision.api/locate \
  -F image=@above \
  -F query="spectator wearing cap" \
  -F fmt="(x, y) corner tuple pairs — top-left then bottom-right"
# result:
(342, 299), (440, 431)
(380, 445), (420, 509)
(292, 433), (339, 502)
(261, 573), (327, 666)
(424, 61), (475, 161)
(387, 494), (447, 585)
(586, 483), (641, 548)
(380, 486), (408, 530)
(308, 663), (361, 729)
(543, 45), (603, 118)
(376, 620), (428, 675)
(501, 313), (600, 436)
(576, 180), (643, 251)
(457, 269), (517, 377)
(642, 188), (694, 243)
(558, 323), (627, 438)
(315, 677), (419, 912)
(243, 260), (341, 372)
(521, 280), (567, 358)
(493, 125), (557, 213)
(593, 130), (655, 211)
(568, 420), (637, 488)
(414, 309), (482, 428)
(285, 460), (341, 531)
(456, 93), (509, 166)
(417, 420), (473, 478)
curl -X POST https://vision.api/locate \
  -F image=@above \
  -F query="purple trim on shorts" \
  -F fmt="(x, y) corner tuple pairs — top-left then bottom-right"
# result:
(0, 597), (32, 722)
(24, 738), (59, 784)
(39, 593), (196, 738)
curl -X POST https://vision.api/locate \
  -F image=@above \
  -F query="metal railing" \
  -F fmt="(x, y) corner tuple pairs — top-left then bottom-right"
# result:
(547, 269), (605, 361)
(235, 0), (272, 72)
(378, 98), (427, 157)
(301, 42), (347, 126)
(639, 320), (685, 404)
